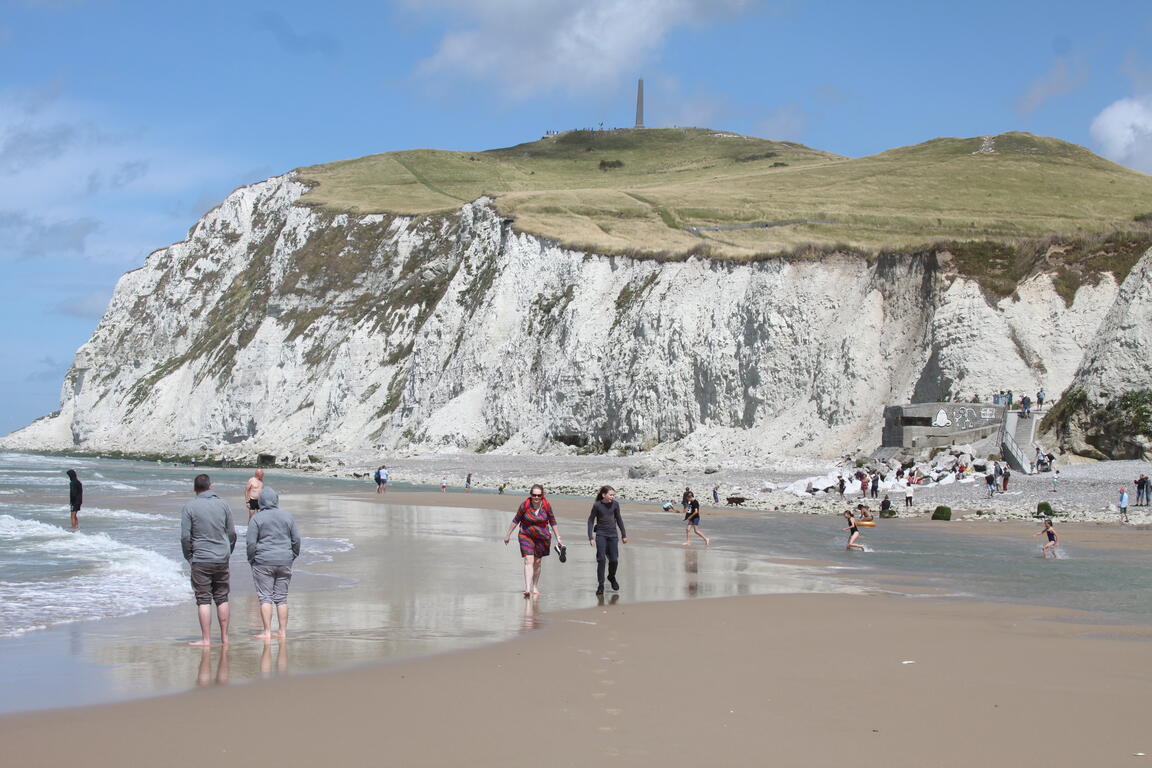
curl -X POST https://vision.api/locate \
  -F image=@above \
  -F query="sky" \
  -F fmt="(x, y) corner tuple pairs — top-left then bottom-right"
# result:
(1, 0), (1150, 436)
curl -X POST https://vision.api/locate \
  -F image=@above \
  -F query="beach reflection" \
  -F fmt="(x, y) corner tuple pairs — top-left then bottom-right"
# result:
(3, 498), (848, 712)
(521, 599), (539, 632)
(259, 640), (289, 679)
(684, 548), (699, 597)
(195, 646), (229, 687)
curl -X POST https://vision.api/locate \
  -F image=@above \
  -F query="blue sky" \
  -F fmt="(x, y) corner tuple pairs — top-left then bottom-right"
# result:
(2, 0), (1151, 436)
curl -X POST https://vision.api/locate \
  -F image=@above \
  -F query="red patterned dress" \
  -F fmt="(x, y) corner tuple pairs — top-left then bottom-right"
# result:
(512, 498), (556, 558)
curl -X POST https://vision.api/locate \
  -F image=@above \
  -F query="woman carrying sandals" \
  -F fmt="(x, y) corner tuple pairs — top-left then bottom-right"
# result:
(504, 484), (564, 598)
(588, 485), (628, 595)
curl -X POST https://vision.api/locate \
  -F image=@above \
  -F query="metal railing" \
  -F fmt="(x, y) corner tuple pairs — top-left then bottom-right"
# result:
(999, 414), (1029, 472)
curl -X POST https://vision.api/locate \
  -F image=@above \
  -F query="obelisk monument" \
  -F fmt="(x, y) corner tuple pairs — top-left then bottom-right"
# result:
(634, 78), (645, 129)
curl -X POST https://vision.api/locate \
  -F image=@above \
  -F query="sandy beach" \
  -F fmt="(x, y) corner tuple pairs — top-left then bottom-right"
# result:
(1, 486), (1150, 767)
(1, 592), (1148, 767)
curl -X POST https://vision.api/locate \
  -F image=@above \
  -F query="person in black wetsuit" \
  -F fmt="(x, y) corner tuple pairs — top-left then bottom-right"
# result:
(66, 469), (83, 529)
(587, 485), (628, 595)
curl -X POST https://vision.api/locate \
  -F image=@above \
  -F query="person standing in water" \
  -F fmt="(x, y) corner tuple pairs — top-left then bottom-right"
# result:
(181, 474), (237, 646)
(504, 484), (564, 598)
(682, 491), (709, 546)
(1034, 519), (1059, 558)
(587, 485), (628, 595)
(246, 486), (300, 639)
(244, 469), (265, 520)
(66, 469), (83, 529)
(843, 510), (865, 552)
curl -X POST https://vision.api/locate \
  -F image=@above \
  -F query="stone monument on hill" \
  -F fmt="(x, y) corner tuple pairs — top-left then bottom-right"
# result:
(634, 78), (644, 129)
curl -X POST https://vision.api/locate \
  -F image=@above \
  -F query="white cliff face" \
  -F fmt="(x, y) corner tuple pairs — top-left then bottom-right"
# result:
(1068, 252), (1152, 398)
(2, 174), (1147, 461)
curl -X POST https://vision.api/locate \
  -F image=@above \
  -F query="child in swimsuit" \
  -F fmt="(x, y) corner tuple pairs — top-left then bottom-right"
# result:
(1034, 519), (1059, 559)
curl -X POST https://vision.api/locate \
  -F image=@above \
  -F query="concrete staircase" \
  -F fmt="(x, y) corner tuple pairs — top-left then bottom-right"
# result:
(1000, 410), (1038, 471)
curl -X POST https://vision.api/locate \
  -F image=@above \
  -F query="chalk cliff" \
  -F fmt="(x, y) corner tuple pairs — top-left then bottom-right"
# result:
(3, 174), (1147, 461)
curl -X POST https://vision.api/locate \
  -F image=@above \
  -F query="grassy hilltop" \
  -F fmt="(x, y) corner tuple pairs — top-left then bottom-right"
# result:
(297, 128), (1152, 258)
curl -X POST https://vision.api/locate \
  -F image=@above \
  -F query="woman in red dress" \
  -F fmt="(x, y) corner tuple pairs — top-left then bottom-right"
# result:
(504, 484), (565, 598)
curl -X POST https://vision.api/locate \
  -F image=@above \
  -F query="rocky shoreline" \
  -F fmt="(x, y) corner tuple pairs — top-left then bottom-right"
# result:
(329, 450), (1152, 526)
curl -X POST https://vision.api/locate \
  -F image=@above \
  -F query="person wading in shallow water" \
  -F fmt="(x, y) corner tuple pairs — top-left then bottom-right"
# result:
(587, 485), (627, 596)
(843, 510), (865, 552)
(244, 469), (265, 520)
(504, 484), (564, 599)
(1034, 519), (1059, 559)
(682, 491), (709, 546)
(181, 474), (237, 646)
(66, 469), (82, 529)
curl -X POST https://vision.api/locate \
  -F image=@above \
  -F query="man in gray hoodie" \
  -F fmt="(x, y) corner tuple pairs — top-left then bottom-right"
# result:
(180, 474), (237, 646)
(247, 486), (301, 639)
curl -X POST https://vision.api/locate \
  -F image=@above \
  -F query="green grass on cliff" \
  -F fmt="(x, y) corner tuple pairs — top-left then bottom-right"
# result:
(297, 128), (1152, 258)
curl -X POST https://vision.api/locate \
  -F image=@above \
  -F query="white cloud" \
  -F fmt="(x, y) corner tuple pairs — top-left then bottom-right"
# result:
(756, 103), (806, 142)
(0, 211), (99, 258)
(410, 0), (752, 100)
(55, 290), (112, 319)
(0, 86), (257, 268)
(1016, 56), (1086, 116)
(1090, 95), (1152, 173)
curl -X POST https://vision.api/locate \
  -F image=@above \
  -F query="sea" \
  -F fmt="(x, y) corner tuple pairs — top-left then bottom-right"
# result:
(0, 451), (1148, 714)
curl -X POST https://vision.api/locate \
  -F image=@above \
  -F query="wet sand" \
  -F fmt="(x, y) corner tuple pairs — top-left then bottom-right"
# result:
(2, 593), (1149, 767)
(1, 489), (1150, 765)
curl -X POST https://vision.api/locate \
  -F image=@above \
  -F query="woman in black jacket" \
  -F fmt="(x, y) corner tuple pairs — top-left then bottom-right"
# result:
(587, 485), (627, 595)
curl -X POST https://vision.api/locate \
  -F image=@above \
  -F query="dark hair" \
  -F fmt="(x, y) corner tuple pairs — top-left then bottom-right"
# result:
(596, 485), (616, 501)
(193, 474), (211, 493)
(528, 483), (545, 499)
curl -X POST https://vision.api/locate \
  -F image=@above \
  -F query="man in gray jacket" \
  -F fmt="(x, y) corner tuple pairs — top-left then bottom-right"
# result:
(247, 486), (300, 639)
(180, 474), (237, 646)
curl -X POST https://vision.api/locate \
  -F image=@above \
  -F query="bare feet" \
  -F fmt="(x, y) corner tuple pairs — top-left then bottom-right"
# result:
(188, 639), (212, 646)
(252, 633), (272, 640)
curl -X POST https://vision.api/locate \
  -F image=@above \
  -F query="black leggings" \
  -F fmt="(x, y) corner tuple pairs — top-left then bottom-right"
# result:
(595, 533), (619, 585)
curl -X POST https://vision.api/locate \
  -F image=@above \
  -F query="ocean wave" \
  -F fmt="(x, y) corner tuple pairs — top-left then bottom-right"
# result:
(81, 507), (173, 523)
(0, 453), (93, 469)
(299, 536), (354, 562)
(0, 473), (139, 491)
(0, 515), (189, 637)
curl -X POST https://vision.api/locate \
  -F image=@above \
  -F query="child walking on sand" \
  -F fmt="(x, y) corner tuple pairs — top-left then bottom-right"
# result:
(1034, 519), (1059, 558)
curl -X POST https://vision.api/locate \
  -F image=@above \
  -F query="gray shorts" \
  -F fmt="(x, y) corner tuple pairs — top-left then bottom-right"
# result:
(251, 564), (293, 605)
